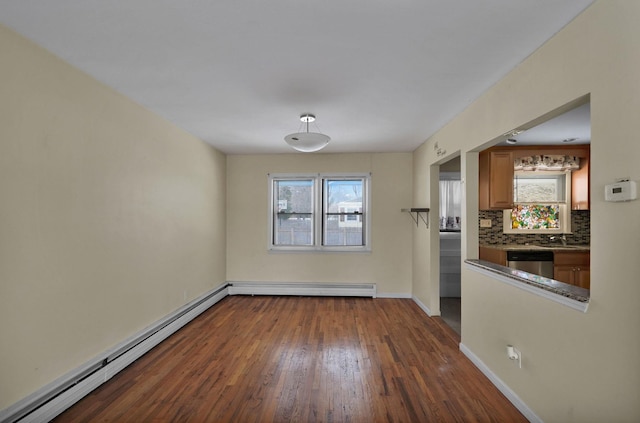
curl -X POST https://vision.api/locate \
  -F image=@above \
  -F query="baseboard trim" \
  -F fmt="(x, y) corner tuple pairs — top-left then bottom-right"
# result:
(228, 282), (377, 298)
(459, 343), (542, 423)
(411, 295), (433, 316)
(1, 284), (229, 423)
(376, 292), (411, 299)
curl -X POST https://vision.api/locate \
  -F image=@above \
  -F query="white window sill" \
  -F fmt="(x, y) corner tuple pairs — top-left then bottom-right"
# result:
(268, 246), (372, 253)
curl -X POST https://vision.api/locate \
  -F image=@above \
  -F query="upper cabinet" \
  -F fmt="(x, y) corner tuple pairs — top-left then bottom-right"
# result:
(479, 150), (514, 210)
(479, 145), (590, 211)
(571, 155), (589, 210)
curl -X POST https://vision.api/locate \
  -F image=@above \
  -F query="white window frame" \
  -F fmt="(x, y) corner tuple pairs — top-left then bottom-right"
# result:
(503, 171), (572, 234)
(268, 173), (371, 252)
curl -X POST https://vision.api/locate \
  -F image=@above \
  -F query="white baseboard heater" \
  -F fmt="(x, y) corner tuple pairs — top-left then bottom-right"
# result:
(228, 282), (377, 298)
(0, 284), (230, 423)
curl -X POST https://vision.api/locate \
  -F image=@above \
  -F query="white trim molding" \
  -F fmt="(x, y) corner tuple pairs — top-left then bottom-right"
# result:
(411, 295), (433, 316)
(376, 292), (411, 299)
(460, 343), (542, 423)
(227, 282), (377, 298)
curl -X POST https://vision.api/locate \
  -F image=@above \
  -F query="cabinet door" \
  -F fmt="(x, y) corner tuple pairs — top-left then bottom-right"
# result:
(554, 265), (574, 284)
(479, 152), (491, 210)
(479, 246), (507, 266)
(575, 267), (590, 289)
(489, 151), (514, 209)
(572, 156), (589, 210)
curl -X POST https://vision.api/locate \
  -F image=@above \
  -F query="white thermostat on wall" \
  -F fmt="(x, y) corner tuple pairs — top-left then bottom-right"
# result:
(605, 180), (637, 202)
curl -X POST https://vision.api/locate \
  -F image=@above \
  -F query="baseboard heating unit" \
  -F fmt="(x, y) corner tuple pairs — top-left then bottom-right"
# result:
(228, 282), (377, 298)
(0, 284), (229, 423)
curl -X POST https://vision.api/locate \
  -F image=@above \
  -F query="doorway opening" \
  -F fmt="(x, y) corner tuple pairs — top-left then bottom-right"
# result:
(439, 156), (462, 335)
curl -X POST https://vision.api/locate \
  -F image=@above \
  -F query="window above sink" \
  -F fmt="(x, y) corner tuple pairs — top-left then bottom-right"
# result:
(504, 171), (572, 234)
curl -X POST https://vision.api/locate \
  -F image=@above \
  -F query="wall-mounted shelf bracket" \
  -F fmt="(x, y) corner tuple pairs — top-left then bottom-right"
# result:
(401, 208), (430, 228)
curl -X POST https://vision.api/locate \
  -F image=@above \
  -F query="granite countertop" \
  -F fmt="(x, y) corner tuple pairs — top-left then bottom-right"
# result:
(481, 244), (590, 252)
(466, 259), (590, 303)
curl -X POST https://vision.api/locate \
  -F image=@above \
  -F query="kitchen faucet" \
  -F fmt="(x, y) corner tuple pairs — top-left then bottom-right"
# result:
(549, 234), (567, 246)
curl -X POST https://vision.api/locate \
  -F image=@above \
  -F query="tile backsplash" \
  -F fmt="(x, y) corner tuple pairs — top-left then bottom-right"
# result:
(479, 209), (590, 245)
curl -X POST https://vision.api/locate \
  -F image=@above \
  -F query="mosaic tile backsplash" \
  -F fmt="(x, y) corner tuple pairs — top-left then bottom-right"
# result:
(479, 209), (590, 245)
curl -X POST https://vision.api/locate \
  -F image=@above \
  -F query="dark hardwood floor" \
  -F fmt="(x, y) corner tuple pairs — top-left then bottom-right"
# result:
(54, 296), (526, 422)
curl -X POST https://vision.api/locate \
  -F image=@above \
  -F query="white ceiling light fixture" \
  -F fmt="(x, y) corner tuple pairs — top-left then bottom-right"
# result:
(284, 114), (330, 152)
(503, 129), (524, 145)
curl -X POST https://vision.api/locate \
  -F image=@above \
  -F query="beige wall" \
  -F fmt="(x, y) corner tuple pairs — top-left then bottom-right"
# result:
(0, 25), (227, 407)
(412, 1), (640, 421)
(227, 153), (413, 296)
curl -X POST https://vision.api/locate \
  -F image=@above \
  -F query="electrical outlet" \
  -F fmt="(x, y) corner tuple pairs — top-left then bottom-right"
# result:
(480, 219), (492, 228)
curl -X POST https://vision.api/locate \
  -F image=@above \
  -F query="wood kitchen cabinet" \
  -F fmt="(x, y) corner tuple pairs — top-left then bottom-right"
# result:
(479, 150), (514, 210)
(553, 251), (590, 289)
(479, 246), (507, 266)
(571, 155), (590, 210)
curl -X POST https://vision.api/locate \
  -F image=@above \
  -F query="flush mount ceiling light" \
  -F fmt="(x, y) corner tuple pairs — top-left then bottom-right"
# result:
(503, 129), (524, 145)
(284, 114), (330, 152)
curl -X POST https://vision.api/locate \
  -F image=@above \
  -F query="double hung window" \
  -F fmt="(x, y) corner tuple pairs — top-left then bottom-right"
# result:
(269, 174), (370, 251)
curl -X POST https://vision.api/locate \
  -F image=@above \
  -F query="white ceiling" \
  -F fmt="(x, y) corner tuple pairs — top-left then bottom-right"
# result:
(499, 102), (591, 146)
(0, 0), (594, 154)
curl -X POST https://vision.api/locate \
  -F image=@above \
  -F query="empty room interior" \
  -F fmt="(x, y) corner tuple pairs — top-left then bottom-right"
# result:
(1, 1), (639, 422)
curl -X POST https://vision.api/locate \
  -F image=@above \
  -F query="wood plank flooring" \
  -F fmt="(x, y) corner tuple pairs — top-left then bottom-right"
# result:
(54, 296), (526, 422)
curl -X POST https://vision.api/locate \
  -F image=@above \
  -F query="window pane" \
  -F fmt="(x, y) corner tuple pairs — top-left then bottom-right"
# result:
(323, 215), (363, 246)
(324, 179), (364, 246)
(274, 214), (313, 245)
(514, 173), (566, 203)
(326, 179), (363, 212)
(276, 180), (313, 213)
(274, 179), (313, 245)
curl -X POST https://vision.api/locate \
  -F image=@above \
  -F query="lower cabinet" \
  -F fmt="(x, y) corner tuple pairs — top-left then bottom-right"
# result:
(479, 246), (507, 266)
(553, 252), (590, 289)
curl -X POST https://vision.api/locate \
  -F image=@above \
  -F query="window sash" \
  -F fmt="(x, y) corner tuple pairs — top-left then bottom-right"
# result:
(322, 178), (366, 247)
(272, 177), (315, 246)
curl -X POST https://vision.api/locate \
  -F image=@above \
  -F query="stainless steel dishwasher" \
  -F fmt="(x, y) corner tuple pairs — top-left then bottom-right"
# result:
(506, 250), (554, 278)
